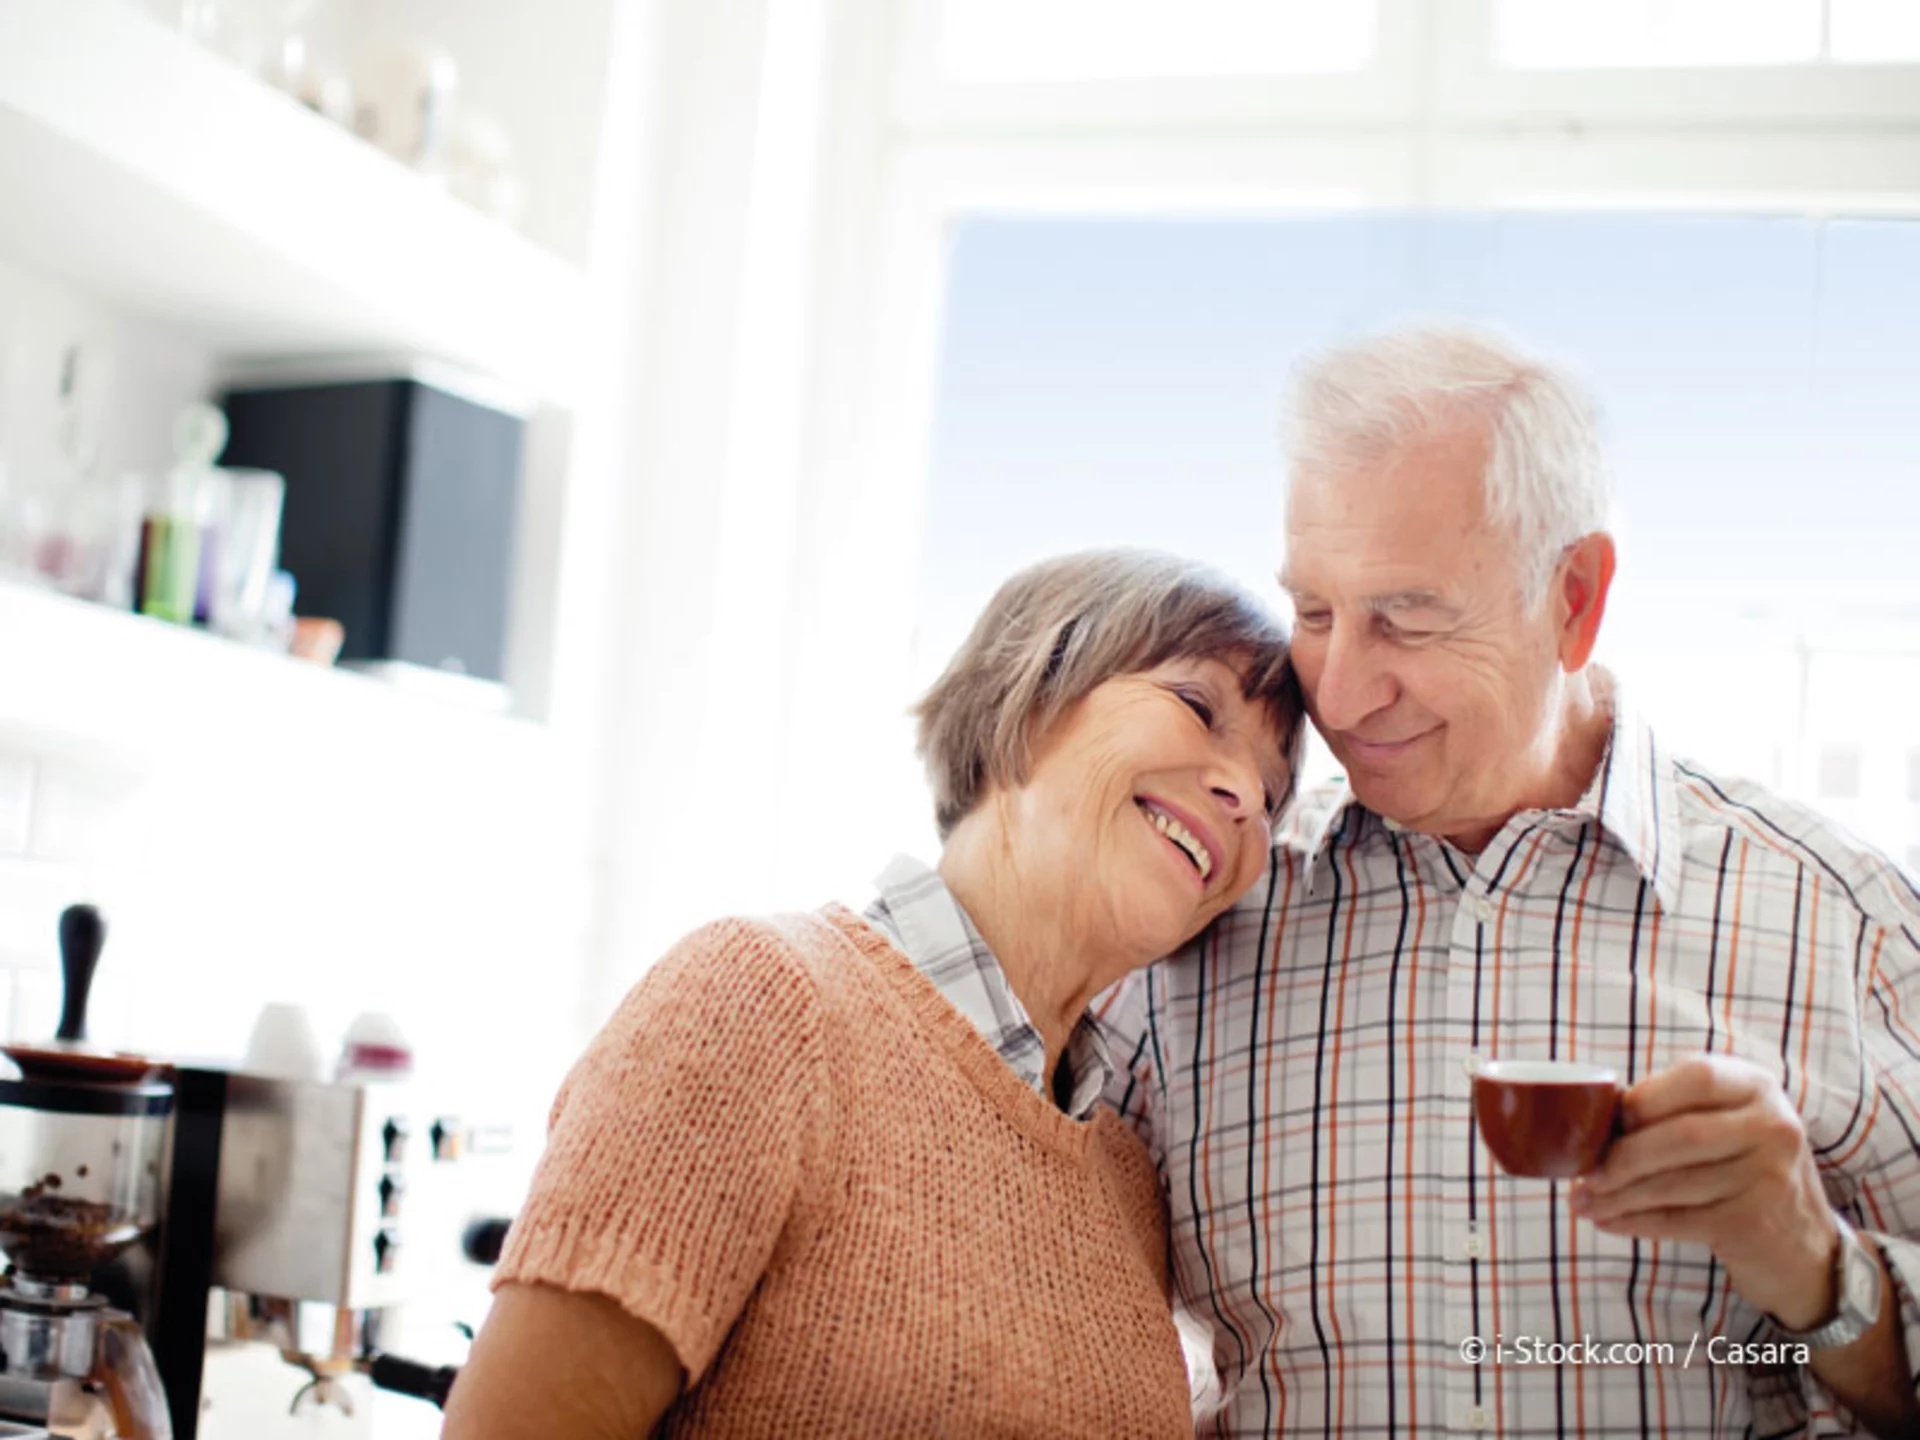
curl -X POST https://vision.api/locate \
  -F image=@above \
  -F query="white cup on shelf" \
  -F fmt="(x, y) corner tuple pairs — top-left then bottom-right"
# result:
(241, 1000), (327, 1081)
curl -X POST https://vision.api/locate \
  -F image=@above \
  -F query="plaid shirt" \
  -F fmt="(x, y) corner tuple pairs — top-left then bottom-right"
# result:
(1104, 689), (1920, 1438)
(865, 854), (1115, 1120)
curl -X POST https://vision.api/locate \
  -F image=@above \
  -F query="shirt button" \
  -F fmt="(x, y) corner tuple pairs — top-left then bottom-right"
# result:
(1463, 1051), (1485, 1078)
(1462, 1228), (1485, 1260)
(1472, 896), (1495, 924)
(1466, 1405), (1491, 1431)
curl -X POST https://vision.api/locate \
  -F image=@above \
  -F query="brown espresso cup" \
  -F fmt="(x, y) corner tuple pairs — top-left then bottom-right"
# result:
(1473, 1060), (1623, 1179)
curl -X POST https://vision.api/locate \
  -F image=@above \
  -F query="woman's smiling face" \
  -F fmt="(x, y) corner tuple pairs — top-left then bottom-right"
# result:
(998, 655), (1291, 967)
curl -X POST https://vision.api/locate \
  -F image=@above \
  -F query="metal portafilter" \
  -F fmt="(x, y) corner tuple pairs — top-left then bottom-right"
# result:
(347, 1212), (513, 1412)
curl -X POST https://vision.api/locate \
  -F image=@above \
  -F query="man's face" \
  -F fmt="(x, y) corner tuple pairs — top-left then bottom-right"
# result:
(1281, 423), (1573, 848)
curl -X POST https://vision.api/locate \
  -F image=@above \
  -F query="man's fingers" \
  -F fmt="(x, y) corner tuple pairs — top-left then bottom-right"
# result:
(1621, 1054), (1766, 1131)
(1587, 1206), (1719, 1248)
(1585, 1108), (1756, 1196)
(1580, 1161), (1747, 1223)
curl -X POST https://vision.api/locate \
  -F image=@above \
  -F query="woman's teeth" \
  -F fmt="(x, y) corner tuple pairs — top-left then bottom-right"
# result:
(1142, 804), (1212, 880)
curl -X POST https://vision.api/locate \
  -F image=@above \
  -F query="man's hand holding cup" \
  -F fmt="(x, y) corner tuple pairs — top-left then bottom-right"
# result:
(1570, 1054), (1840, 1328)
(1473, 1052), (1841, 1325)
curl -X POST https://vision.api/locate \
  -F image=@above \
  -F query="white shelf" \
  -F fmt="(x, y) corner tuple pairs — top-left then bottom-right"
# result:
(0, 579), (550, 775)
(0, 0), (590, 404)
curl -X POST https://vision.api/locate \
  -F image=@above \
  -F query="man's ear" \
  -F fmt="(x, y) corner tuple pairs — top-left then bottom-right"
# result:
(1555, 532), (1616, 672)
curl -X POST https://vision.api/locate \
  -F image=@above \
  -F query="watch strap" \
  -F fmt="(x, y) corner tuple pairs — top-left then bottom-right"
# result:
(1768, 1217), (1882, 1352)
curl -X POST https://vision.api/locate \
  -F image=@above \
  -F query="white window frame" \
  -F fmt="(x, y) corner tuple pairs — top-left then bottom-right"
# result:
(895, 0), (1920, 134)
(1438, 0), (1920, 124)
(1434, 132), (1920, 214)
(892, 0), (1424, 134)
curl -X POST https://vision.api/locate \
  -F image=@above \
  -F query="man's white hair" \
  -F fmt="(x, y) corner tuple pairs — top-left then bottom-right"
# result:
(1286, 322), (1610, 602)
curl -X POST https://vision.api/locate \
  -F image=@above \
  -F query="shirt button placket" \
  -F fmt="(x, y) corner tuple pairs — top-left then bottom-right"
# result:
(1444, 917), (1485, 1438)
(1445, 874), (1499, 1436)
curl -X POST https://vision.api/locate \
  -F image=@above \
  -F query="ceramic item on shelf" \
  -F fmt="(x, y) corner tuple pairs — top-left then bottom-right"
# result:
(42, 473), (144, 606)
(255, 0), (361, 131)
(447, 111), (526, 228)
(289, 616), (344, 665)
(360, 43), (460, 173)
(1, 345), (114, 599)
(0, 475), (54, 587)
(208, 466), (285, 641)
(259, 569), (298, 651)
(156, 0), (320, 76)
(97, 473), (150, 611)
(335, 1011), (412, 1083)
(241, 1002), (327, 1082)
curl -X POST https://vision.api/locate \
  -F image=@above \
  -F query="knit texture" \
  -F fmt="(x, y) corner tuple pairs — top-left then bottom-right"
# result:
(494, 906), (1191, 1438)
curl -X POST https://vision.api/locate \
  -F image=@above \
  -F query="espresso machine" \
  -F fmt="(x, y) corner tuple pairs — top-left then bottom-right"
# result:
(0, 907), (502, 1439)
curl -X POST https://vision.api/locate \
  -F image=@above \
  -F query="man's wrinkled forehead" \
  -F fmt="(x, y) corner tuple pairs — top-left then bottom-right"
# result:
(1282, 434), (1504, 583)
(1277, 564), (1462, 619)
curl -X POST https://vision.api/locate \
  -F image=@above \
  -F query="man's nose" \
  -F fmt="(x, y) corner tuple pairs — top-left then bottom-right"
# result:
(1310, 622), (1395, 733)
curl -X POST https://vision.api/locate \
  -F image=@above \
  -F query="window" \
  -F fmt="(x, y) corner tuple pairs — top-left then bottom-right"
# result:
(1829, 1), (1920, 61)
(1495, 0), (1920, 68)
(1819, 745), (1864, 800)
(932, 0), (1377, 83)
(917, 211), (1920, 856)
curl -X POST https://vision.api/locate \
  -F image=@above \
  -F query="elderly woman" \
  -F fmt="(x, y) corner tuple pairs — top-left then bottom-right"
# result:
(443, 549), (1304, 1439)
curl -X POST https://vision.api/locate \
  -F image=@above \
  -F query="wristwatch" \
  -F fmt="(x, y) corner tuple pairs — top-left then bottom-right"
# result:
(1768, 1215), (1883, 1351)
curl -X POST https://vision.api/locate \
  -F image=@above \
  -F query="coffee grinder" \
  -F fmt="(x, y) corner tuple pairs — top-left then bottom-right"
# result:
(0, 909), (174, 1437)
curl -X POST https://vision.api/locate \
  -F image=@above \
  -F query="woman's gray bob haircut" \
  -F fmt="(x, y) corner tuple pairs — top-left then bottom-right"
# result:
(1287, 323), (1610, 601)
(915, 549), (1305, 840)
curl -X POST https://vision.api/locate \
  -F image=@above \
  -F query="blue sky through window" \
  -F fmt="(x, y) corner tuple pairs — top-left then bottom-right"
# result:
(920, 211), (1920, 857)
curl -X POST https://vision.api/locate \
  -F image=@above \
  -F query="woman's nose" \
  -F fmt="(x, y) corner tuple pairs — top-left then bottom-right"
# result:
(1204, 752), (1261, 822)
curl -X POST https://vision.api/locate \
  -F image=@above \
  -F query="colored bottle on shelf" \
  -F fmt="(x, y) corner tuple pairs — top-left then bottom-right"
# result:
(137, 403), (227, 624)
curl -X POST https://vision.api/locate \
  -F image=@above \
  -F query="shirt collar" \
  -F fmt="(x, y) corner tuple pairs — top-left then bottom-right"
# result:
(1293, 671), (1685, 914)
(862, 854), (1115, 1121)
(1579, 680), (1686, 914)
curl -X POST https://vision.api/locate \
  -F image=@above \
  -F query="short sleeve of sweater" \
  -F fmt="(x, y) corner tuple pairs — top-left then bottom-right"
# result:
(492, 917), (831, 1381)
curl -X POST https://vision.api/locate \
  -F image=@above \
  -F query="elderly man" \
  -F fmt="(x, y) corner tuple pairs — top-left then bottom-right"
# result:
(1106, 324), (1920, 1437)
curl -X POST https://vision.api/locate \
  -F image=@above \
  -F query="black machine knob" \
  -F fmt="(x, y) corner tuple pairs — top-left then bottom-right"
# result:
(378, 1173), (405, 1219)
(373, 1227), (401, 1275)
(382, 1117), (409, 1163)
(56, 904), (106, 1044)
(366, 1352), (460, 1410)
(430, 1116), (462, 1161)
(460, 1216), (513, 1267)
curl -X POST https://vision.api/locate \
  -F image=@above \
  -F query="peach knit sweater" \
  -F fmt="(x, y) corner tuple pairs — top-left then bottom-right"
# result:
(493, 906), (1191, 1438)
